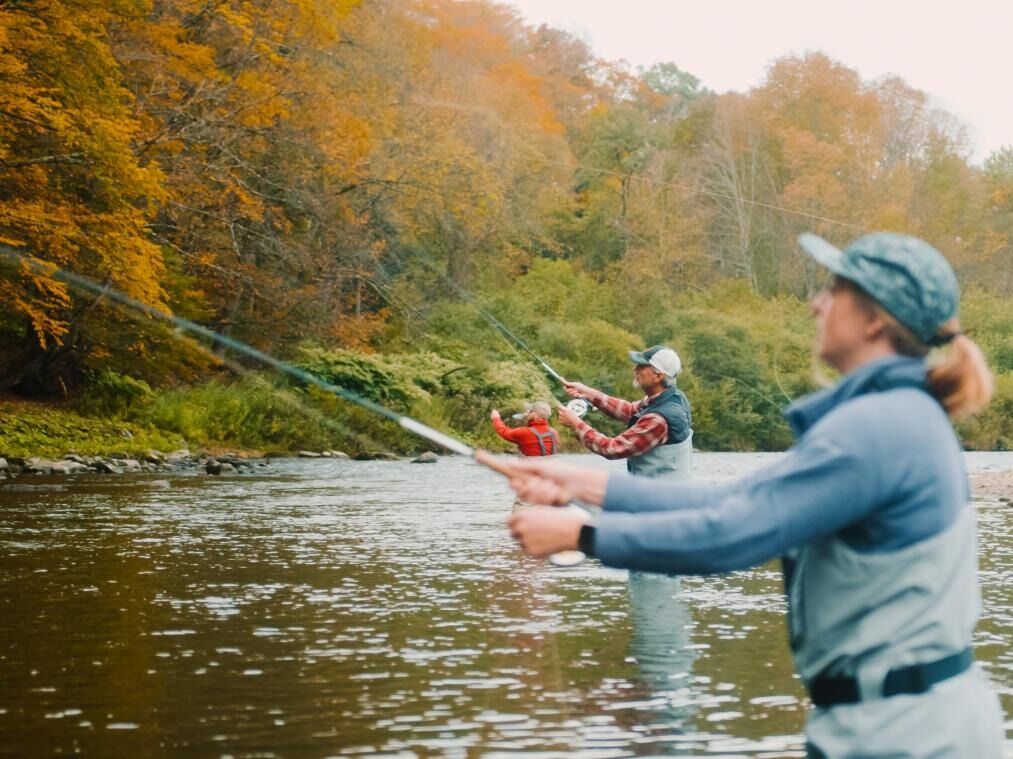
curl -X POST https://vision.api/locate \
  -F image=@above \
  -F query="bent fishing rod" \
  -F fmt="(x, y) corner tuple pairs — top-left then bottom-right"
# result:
(431, 273), (593, 417)
(0, 246), (478, 458)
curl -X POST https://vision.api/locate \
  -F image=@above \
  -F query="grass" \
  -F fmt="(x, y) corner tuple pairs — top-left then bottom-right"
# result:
(0, 399), (186, 459)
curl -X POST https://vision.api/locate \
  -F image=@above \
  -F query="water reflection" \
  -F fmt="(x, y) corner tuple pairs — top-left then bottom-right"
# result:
(0, 453), (1008, 757)
(626, 573), (695, 715)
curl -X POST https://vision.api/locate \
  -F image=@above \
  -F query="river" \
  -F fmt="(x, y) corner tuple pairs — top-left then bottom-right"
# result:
(1, 452), (1011, 757)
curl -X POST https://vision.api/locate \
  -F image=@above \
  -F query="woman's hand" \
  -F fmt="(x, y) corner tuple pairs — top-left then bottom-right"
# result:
(474, 451), (608, 507)
(507, 506), (587, 557)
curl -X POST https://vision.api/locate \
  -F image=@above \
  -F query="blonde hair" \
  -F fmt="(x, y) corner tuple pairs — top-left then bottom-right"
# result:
(847, 281), (993, 419)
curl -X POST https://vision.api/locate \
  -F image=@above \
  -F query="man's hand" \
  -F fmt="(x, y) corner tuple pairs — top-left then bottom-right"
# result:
(490, 409), (501, 422)
(507, 506), (587, 557)
(562, 380), (594, 399)
(555, 402), (581, 429)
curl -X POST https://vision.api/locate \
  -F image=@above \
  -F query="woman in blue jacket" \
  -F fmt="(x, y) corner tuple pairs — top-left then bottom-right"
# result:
(479, 232), (1004, 757)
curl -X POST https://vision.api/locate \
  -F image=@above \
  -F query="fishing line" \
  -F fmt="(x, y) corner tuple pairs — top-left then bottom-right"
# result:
(434, 273), (566, 384)
(0, 246), (474, 457)
(430, 271), (597, 419)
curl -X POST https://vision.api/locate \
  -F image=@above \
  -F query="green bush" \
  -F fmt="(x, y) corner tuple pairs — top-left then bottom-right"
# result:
(79, 371), (154, 417)
(957, 372), (1013, 451)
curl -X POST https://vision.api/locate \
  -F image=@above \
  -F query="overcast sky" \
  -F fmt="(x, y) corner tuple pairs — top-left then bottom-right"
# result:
(506, 0), (1012, 164)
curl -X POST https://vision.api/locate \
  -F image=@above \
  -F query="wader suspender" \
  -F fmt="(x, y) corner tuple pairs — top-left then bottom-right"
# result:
(531, 428), (558, 456)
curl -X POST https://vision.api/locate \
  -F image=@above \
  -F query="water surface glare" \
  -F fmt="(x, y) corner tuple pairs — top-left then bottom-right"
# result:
(1, 453), (1011, 757)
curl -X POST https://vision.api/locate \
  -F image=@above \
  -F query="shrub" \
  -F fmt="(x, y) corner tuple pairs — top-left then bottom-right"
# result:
(79, 371), (154, 417)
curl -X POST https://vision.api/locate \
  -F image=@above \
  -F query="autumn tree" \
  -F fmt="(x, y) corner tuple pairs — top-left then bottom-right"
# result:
(0, 0), (165, 393)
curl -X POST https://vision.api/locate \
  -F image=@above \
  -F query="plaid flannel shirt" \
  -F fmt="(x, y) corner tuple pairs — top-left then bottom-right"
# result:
(571, 388), (668, 460)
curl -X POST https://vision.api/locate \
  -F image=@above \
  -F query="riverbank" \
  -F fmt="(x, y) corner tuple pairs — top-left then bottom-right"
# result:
(969, 471), (1013, 502)
(0, 447), (449, 479)
(3, 397), (1012, 490)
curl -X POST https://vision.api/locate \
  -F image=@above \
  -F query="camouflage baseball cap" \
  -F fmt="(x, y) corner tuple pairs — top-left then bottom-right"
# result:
(798, 232), (959, 344)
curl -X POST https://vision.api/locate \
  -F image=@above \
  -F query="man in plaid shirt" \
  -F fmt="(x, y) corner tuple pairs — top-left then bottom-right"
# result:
(557, 345), (693, 478)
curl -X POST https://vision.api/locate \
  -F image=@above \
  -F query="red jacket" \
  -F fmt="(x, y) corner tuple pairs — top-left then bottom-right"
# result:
(491, 416), (560, 456)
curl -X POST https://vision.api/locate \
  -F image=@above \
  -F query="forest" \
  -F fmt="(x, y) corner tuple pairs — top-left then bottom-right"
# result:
(2, 0), (1012, 456)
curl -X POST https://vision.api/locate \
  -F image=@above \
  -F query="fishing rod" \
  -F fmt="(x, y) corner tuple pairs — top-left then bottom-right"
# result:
(0, 248), (589, 566)
(423, 268), (593, 418)
(0, 246), (473, 457)
(444, 281), (564, 383)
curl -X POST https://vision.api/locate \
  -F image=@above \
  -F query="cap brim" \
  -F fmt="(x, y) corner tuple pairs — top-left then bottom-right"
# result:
(628, 350), (651, 366)
(798, 233), (848, 277)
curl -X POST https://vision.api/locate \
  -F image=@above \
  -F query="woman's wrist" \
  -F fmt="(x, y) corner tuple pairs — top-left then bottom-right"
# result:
(573, 471), (608, 506)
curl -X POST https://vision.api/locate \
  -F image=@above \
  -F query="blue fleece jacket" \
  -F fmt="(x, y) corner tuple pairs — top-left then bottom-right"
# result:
(594, 355), (969, 574)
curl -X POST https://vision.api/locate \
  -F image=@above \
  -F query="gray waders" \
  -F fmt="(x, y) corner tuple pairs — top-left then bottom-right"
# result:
(787, 508), (1004, 757)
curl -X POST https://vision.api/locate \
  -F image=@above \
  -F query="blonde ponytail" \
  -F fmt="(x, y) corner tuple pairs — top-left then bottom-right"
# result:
(926, 321), (994, 419)
(849, 283), (994, 419)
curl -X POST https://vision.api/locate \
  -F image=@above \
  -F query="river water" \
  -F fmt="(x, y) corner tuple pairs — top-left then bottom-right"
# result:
(0, 452), (1011, 757)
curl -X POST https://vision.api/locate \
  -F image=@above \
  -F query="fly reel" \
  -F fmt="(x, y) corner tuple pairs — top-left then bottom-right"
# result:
(565, 398), (591, 418)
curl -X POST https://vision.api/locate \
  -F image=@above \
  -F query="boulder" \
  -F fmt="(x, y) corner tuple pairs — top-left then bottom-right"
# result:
(354, 451), (399, 461)
(24, 458), (55, 475)
(411, 452), (439, 464)
(329, 451), (350, 460)
(298, 450), (322, 458)
(90, 460), (123, 474)
(0, 457), (8, 471)
(54, 460), (89, 474)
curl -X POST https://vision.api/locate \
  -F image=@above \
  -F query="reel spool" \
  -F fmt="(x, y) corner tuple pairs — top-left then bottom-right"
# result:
(565, 398), (591, 418)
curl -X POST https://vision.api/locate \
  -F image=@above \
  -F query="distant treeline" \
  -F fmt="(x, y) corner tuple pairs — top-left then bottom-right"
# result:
(1, 0), (1011, 452)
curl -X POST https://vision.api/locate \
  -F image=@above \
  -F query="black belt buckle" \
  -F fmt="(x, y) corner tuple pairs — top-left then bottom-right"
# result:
(810, 674), (860, 707)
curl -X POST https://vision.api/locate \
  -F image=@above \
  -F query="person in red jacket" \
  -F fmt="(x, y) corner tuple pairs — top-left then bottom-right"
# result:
(490, 401), (559, 456)
(492, 400), (584, 566)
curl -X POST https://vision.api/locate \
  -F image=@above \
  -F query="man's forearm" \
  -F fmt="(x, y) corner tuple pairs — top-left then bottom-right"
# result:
(587, 389), (635, 422)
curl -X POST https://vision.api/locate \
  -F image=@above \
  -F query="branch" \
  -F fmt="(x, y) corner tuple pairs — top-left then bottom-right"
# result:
(0, 153), (86, 171)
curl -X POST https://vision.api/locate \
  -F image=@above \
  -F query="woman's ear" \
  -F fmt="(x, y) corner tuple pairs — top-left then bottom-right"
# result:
(864, 311), (888, 341)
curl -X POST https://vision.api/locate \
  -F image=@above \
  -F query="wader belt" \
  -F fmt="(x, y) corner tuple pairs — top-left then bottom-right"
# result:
(809, 647), (973, 707)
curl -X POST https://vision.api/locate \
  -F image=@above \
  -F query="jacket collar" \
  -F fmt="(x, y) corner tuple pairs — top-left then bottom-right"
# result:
(784, 355), (928, 437)
(642, 386), (677, 407)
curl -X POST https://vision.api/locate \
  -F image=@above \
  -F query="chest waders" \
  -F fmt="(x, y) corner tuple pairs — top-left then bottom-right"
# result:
(787, 381), (1004, 758)
(624, 390), (696, 715)
(626, 386), (693, 478)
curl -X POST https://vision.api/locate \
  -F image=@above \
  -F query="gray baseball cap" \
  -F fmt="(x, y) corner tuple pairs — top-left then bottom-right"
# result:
(798, 231), (959, 345)
(629, 345), (682, 377)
